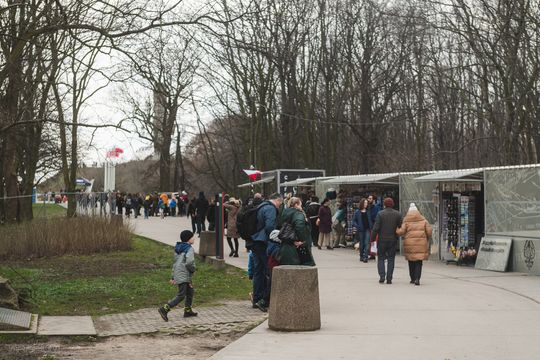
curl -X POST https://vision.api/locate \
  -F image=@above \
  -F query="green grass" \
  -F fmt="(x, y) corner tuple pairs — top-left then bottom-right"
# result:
(32, 203), (66, 218)
(0, 236), (251, 316)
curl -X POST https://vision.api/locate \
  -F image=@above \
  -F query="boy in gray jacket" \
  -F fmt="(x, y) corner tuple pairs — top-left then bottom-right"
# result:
(158, 230), (198, 321)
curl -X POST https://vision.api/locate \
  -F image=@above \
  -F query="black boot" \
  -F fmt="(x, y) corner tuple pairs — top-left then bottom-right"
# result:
(158, 306), (169, 322)
(184, 307), (198, 317)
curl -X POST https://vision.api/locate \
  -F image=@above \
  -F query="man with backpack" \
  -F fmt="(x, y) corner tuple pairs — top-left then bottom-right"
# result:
(237, 193), (283, 312)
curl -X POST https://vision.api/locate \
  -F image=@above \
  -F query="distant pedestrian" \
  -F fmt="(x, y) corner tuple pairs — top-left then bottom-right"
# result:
(367, 194), (381, 224)
(195, 192), (209, 236)
(317, 198), (333, 250)
(188, 197), (197, 232)
(158, 230), (198, 321)
(332, 202), (347, 248)
(207, 199), (216, 231)
(353, 198), (372, 263)
(170, 197), (177, 217)
(371, 197), (402, 284)
(224, 197), (241, 257)
(305, 196), (321, 247)
(116, 192), (124, 215)
(125, 194), (133, 218)
(143, 195), (151, 219)
(397, 203), (433, 286)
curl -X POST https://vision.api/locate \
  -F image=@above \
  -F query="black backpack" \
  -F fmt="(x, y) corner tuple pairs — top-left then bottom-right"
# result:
(236, 203), (264, 242)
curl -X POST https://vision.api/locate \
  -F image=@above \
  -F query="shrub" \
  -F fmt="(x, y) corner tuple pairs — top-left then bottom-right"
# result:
(0, 217), (132, 260)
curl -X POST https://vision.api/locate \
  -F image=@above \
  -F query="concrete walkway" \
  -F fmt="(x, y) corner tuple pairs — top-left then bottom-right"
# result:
(130, 216), (540, 360)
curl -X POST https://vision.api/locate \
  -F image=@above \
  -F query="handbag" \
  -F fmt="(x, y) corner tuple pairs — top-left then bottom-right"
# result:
(278, 221), (297, 244)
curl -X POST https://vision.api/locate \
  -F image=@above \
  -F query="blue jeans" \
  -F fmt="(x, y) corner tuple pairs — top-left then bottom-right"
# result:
(251, 241), (269, 305)
(357, 230), (370, 260)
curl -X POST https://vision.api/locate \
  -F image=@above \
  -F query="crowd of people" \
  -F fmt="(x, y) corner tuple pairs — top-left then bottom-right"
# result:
(53, 187), (432, 319)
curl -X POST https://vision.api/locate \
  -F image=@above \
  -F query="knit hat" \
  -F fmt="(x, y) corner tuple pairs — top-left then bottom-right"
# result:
(409, 203), (418, 211)
(383, 197), (394, 208)
(180, 230), (194, 243)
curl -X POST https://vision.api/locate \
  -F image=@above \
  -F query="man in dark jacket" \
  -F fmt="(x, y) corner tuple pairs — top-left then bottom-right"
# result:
(371, 197), (402, 284)
(367, 194), (381, 225)
(251, 193), (282, 312)
(195, 192), (209, 236)
(305, 196), (321, 247)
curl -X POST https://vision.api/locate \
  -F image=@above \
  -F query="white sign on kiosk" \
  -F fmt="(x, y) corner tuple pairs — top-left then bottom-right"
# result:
(475, 237), (512, 272)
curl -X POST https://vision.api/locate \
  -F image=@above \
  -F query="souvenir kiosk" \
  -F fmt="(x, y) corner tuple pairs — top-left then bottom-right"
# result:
(320, 173), (401, 206)
(320, 173), (401, 244)
(414, 170), (485, 264)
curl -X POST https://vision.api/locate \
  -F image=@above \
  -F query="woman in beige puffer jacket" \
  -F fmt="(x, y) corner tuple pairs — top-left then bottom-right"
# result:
(396, 203), (433, 286)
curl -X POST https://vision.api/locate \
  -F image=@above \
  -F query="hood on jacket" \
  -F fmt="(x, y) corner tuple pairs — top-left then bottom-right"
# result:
(403, 209), (425, 222)
(175, 242), (192, 254)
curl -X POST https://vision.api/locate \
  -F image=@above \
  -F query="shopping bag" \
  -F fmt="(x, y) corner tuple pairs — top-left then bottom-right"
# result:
(370, 241), (378, 256)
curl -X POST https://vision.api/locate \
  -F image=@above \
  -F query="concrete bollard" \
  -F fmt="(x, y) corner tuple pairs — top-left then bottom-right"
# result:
(268, 265), (321, 331)
(198, 231), (216, 256)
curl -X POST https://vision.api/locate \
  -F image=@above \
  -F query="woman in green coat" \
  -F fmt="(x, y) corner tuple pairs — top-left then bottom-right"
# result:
(279, 197), (316, 266)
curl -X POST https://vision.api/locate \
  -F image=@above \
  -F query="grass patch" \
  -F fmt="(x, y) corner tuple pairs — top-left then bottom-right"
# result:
(0, 236), (251, 316)
(32, 204), (66, 219)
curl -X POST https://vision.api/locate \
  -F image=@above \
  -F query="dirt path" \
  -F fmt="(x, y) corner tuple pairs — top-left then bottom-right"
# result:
(1, 332), (243, 360)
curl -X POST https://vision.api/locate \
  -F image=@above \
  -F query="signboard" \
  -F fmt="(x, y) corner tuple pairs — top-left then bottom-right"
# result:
(475, 237), (512, 272)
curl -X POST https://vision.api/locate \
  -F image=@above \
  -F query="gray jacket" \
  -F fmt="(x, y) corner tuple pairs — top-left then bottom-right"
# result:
(171, 247), (196, 284)
(371, 208), (403, 243)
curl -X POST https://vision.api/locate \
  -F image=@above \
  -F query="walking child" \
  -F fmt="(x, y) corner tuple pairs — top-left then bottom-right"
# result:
(158, 230), (198, 321)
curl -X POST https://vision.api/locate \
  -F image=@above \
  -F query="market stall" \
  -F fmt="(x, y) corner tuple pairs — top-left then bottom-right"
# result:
(414, 169), (484, 264)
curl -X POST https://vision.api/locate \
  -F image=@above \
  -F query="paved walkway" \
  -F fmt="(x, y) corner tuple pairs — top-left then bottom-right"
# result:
(94, 301), (265, 337)
(129, 215), (540, 360)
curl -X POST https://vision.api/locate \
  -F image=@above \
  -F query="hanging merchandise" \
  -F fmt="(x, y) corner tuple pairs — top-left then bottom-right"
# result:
(346, 197), (354, 237)
(442, 191), (480, 265)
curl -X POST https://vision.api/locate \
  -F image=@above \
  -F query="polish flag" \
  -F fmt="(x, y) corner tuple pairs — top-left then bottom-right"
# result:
(106, 147), (124, 158)
(243, 169), (262, 181)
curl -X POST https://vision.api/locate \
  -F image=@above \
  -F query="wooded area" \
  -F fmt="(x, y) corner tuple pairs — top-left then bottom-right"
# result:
(1, 0), (540, 222)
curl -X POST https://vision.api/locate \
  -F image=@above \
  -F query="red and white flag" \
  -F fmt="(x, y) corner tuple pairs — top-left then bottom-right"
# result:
(243, 169), (262, 181)
(106, 147), (124, 158)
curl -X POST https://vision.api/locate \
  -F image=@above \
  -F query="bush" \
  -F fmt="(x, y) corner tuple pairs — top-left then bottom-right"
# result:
(0, 217), (132, 260)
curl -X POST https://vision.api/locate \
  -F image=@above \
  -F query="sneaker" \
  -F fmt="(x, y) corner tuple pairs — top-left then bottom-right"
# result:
(158, 307), (169, 322)
(255, 299), (268, 312)
(184, 310), (198, 318)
